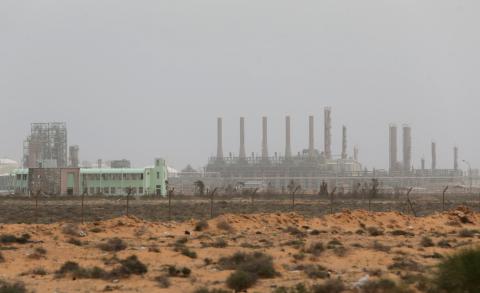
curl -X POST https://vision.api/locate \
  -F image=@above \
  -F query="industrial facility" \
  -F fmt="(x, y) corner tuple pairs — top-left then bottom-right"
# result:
(169, 108), (472, 195)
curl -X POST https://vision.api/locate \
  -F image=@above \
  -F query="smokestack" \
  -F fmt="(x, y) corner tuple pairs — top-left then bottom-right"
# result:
(239, 117), (246, 160)
(324, 107), (332, 160)
(421, 157), (425, 171)
(454, 146), (458, 171)
(69, 145), (79, 167)
(285, 116), (292, 160)
(402, 124), (412, 173)
(431, 142), (437, 171)
(261, 116), (269, 161)
(341, 125), (347, 160)
(308, 115), (315, 158)
(389, 124), (398, 173)
(217, 117), (224, 161)
(353, 145), (359, 161)
(97, 159), (102, 169)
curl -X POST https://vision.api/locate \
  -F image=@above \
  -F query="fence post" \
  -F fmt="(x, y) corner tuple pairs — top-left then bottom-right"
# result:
(406, 187), (416, 217)
(330, 187), (337, 214)
(126, 187), (131, 217)
(442, 186), (449, 212)
(35, 190), (39, 224)
(210, 188), (218, 219)
(168, 188), (174, 221)
(81, 192), (85, 224)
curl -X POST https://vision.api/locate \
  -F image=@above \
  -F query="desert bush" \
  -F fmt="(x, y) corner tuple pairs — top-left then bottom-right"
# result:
(273, 283), (309, 293)
(285, 226), (306, 237)
(458, 229), (476, 238)
(303, 264), (329, 279)
(388, 257), (422, 272)
(180, 247), (197, 259)
(390, 230), (414, 237)
(437, 239), (451, 248)
(217, 220), (234, 232)
(420, 236), (434, 247)
(167, 265), (191, 278)
(90, 227), (103, 233)
(304, 242), (325, 257)
(56, 261), (107, 279)
(432, 247), (480, 293)
(67, 238), (83, 246)
(0, 279), (27, 293)
(155, 275), (171, 288)
(98, 237), (127, 252)
(114, 255), (148, 276)
(0, 252), (4, 263)
(361, 278), (414, 293)
(311, 279), (345, 293)
(372, 241), (391, 252)
(31, 267), (47, 276)
(28, 247), (47, 259)
(0, 234), (30, 244)
(61, 224), (85, 237)
(193, 288), (230, 293)
(367, 227), (384, 236)
(194, 220), (209, 231)
(333, 246), (347, 257)
(218, 251), (277, 278)
(226, 270), (258, 292)
(212, 238), (228, 248)
(327, 239), (343, 249)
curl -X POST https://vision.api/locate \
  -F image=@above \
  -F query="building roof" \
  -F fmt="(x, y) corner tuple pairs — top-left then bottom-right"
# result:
(80, 168), (146, 174)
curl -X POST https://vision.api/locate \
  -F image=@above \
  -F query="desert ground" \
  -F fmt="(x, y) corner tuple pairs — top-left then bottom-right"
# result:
(0, 204), (479, 292)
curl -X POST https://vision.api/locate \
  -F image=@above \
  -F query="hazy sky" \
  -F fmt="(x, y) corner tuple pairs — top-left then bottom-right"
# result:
(1, 1), (479, 171)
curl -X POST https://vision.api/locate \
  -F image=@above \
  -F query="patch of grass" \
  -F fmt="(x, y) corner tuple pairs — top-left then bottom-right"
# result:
(154, 275), (171, 288)
(0, 234), (31, 244)
(367, 227), (384, 236)
(432, 247), (480, 293)
(226, 270), (258, 292)
(98, 238), (127, 252)
(420, 236), (434, 247)
(0, 279), (27, 293)
(304, 242), (325, 257)
(194, 220), (209, 232)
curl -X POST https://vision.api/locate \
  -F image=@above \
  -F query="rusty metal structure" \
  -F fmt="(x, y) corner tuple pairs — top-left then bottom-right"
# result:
(23, 122), (68, 168)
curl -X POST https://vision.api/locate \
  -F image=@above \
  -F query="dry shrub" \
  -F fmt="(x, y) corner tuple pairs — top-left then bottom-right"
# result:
(373, 241), (391, 252)
(367, 227), (384, 236)
(61, 224), (86, 237)
(420, 236), (434, 247)
(361, 278), (414, 293)
(194, 220), (209, 232)
(0, 279), (27, 293)
(217, 220), (234, 232)
(167, 265), (191, 278)
(0, 234), (30, 244)
(155, 275), (170, 288)
(303, 264), (329, 279)
(226, 270), (258, 292)
(98, 238), (127, 252)
(304, 242), (325, 257)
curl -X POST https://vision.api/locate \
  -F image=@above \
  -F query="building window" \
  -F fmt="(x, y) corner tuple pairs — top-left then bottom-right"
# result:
(157, 172), (160, 179)
(89, 187), (95, 194)
(96, 187), (101, 194)
(103, 187), (109, 194)
(111, 187), (116, 194)
(22, 174), (27, 180)
(139, 187), (143, 194)
(140, 174), (144, 180)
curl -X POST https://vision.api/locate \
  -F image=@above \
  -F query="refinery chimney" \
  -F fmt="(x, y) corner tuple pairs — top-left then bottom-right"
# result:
(261, 117), (269, 161)
(431, 142), (437, 171)
(285, 116), (292, 160)
(341, 125), (347, 160)
(217, 117), (224, 161)
(69, 145), (79, 168)
(308, 115), (315, 159)
(454, 146), (458, 171)
(239, 117), (246, 160)
(324, 107), (332, 159)
(353, 146), (358, 161)
(402, 125), (412, 173)
(389, 124), (398, 173)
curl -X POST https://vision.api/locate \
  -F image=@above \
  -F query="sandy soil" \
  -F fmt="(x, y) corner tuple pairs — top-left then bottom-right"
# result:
(0, 207), (479, 292)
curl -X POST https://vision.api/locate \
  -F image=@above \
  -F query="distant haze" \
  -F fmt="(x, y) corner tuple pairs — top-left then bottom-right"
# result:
(1, 1), (479, 170)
